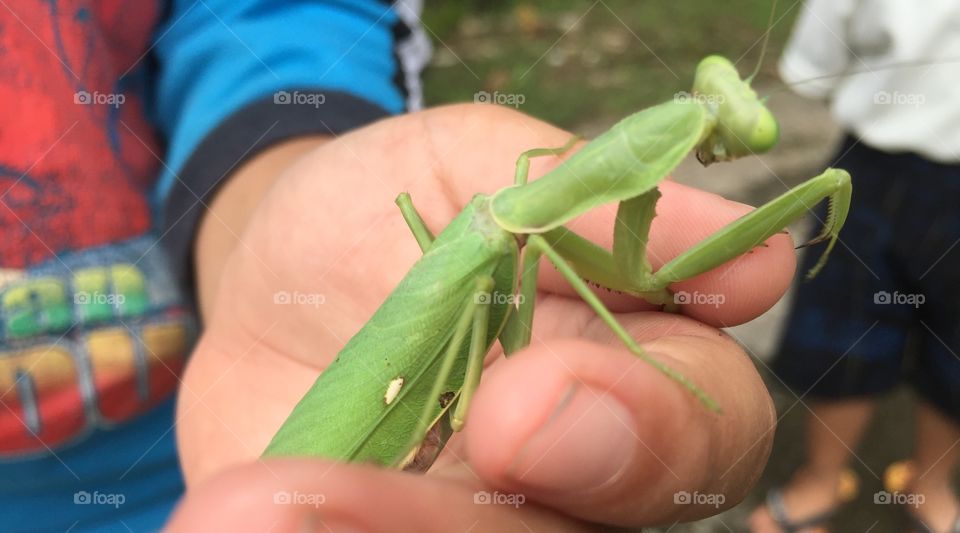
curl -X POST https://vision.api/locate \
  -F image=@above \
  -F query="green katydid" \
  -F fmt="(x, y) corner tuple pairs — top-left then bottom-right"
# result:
(261, 54), (852, 471)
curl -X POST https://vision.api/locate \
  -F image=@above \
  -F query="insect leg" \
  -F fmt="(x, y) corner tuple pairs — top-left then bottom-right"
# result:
(525, 234), (720, 412)
(395, 192), (435, 252)
(650, 168), (851, 288)
(514, 136), (581, 185)
(612, 189), (664, 286)
(538, 225), (674, 306)
(501, 217), (670, 358)
(394, 275), (496, 466)
(498, 233), (546, 356)
(451, 280), (493, 431)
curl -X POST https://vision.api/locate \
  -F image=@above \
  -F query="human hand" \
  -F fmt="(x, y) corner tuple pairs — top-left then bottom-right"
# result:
(170, 103), (794, 531)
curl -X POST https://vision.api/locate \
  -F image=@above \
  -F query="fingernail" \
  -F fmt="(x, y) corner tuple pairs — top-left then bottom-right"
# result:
(508, 384), (637, 493)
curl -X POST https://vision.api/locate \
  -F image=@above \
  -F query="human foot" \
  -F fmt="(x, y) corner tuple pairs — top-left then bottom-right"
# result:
(748, 467), (857, 533)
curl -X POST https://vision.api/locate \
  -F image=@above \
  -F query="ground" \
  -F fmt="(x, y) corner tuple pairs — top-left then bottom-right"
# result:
(421, 3), (923, 532)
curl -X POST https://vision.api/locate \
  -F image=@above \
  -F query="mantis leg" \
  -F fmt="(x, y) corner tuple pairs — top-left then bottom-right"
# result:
(650, 168), (851, 288)
(514, 136), (581, 185)
(499, 215), (680, 356)
(397, 276), (495, 466)
(395, 192), (434, 252)
(613, 189), (660, 286)
(537, 225), (675, 305)
(524, 234), (720, 412)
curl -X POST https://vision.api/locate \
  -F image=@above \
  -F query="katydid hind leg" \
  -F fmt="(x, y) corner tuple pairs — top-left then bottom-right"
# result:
(395, 192), (435, 252)
(451, 282), (493, 431)
(394, 276), (495, 468)
(525, 235), (720, 412)
(513, 136), (581, 185)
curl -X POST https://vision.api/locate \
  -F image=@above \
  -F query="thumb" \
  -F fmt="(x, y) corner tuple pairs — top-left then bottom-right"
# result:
(464, 329), (774, 527)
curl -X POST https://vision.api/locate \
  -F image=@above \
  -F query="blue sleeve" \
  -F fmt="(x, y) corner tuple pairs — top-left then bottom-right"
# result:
(150, 0), (414, 291)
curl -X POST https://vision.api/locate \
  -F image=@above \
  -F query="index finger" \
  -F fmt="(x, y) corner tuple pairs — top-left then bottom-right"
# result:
(405, 104), (796, 326)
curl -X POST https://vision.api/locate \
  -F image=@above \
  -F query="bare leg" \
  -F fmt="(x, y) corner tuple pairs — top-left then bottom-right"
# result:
(909, 401), (960, 532)
(749, 398), (875, 533)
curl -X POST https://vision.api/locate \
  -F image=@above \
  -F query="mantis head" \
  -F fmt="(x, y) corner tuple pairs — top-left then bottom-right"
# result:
(692, 55), (779, 165)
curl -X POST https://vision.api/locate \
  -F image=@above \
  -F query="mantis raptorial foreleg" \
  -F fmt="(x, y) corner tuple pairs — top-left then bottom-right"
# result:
(611, 190), (678, 309)
(536, 226), (675, 306)
(651, 168), (851, 285)
(613, 189), (660, 287)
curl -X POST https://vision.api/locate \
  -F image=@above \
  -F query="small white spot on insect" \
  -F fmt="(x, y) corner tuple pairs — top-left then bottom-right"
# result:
(384, 377), (404, 405)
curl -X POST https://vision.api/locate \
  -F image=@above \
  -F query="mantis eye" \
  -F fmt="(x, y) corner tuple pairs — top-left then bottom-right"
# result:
(745, 106), (779, 154)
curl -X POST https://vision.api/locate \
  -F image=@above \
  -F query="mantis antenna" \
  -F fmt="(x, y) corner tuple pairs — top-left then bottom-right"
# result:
(774, 57), (960, 93)
(746, 0), (779, 83)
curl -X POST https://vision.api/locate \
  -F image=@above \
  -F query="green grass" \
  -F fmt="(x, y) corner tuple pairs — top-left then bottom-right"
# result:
(421, 1), (799, 130)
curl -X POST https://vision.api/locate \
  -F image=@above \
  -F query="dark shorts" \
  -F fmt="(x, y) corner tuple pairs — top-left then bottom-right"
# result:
(772, 135), (960, 419)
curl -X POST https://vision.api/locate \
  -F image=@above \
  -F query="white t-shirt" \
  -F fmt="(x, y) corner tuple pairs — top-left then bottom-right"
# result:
(778, 0), (960, 162)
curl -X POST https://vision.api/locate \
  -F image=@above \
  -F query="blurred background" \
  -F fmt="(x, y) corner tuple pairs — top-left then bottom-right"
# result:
(420, 2), (917, 532)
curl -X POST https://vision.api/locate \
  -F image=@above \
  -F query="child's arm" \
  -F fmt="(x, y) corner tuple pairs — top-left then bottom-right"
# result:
(192, 136), (329, 318)
(150, 0), (426, 315)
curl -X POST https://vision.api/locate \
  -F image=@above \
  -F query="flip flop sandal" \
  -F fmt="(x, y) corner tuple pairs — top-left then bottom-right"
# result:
(886, 460), (960, 533)
(763, 468), (859, 533)
(884, 460), (916, 492)
(765, 488), (836, 533)
(906, 509), (960, 533)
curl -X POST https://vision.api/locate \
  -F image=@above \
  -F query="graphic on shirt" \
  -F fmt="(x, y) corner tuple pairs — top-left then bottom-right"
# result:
(0, 1), (192, 457)
(0, 237), (192, 457)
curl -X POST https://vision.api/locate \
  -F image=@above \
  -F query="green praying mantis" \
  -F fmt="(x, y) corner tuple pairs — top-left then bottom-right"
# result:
(261, 54), (852, 471)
